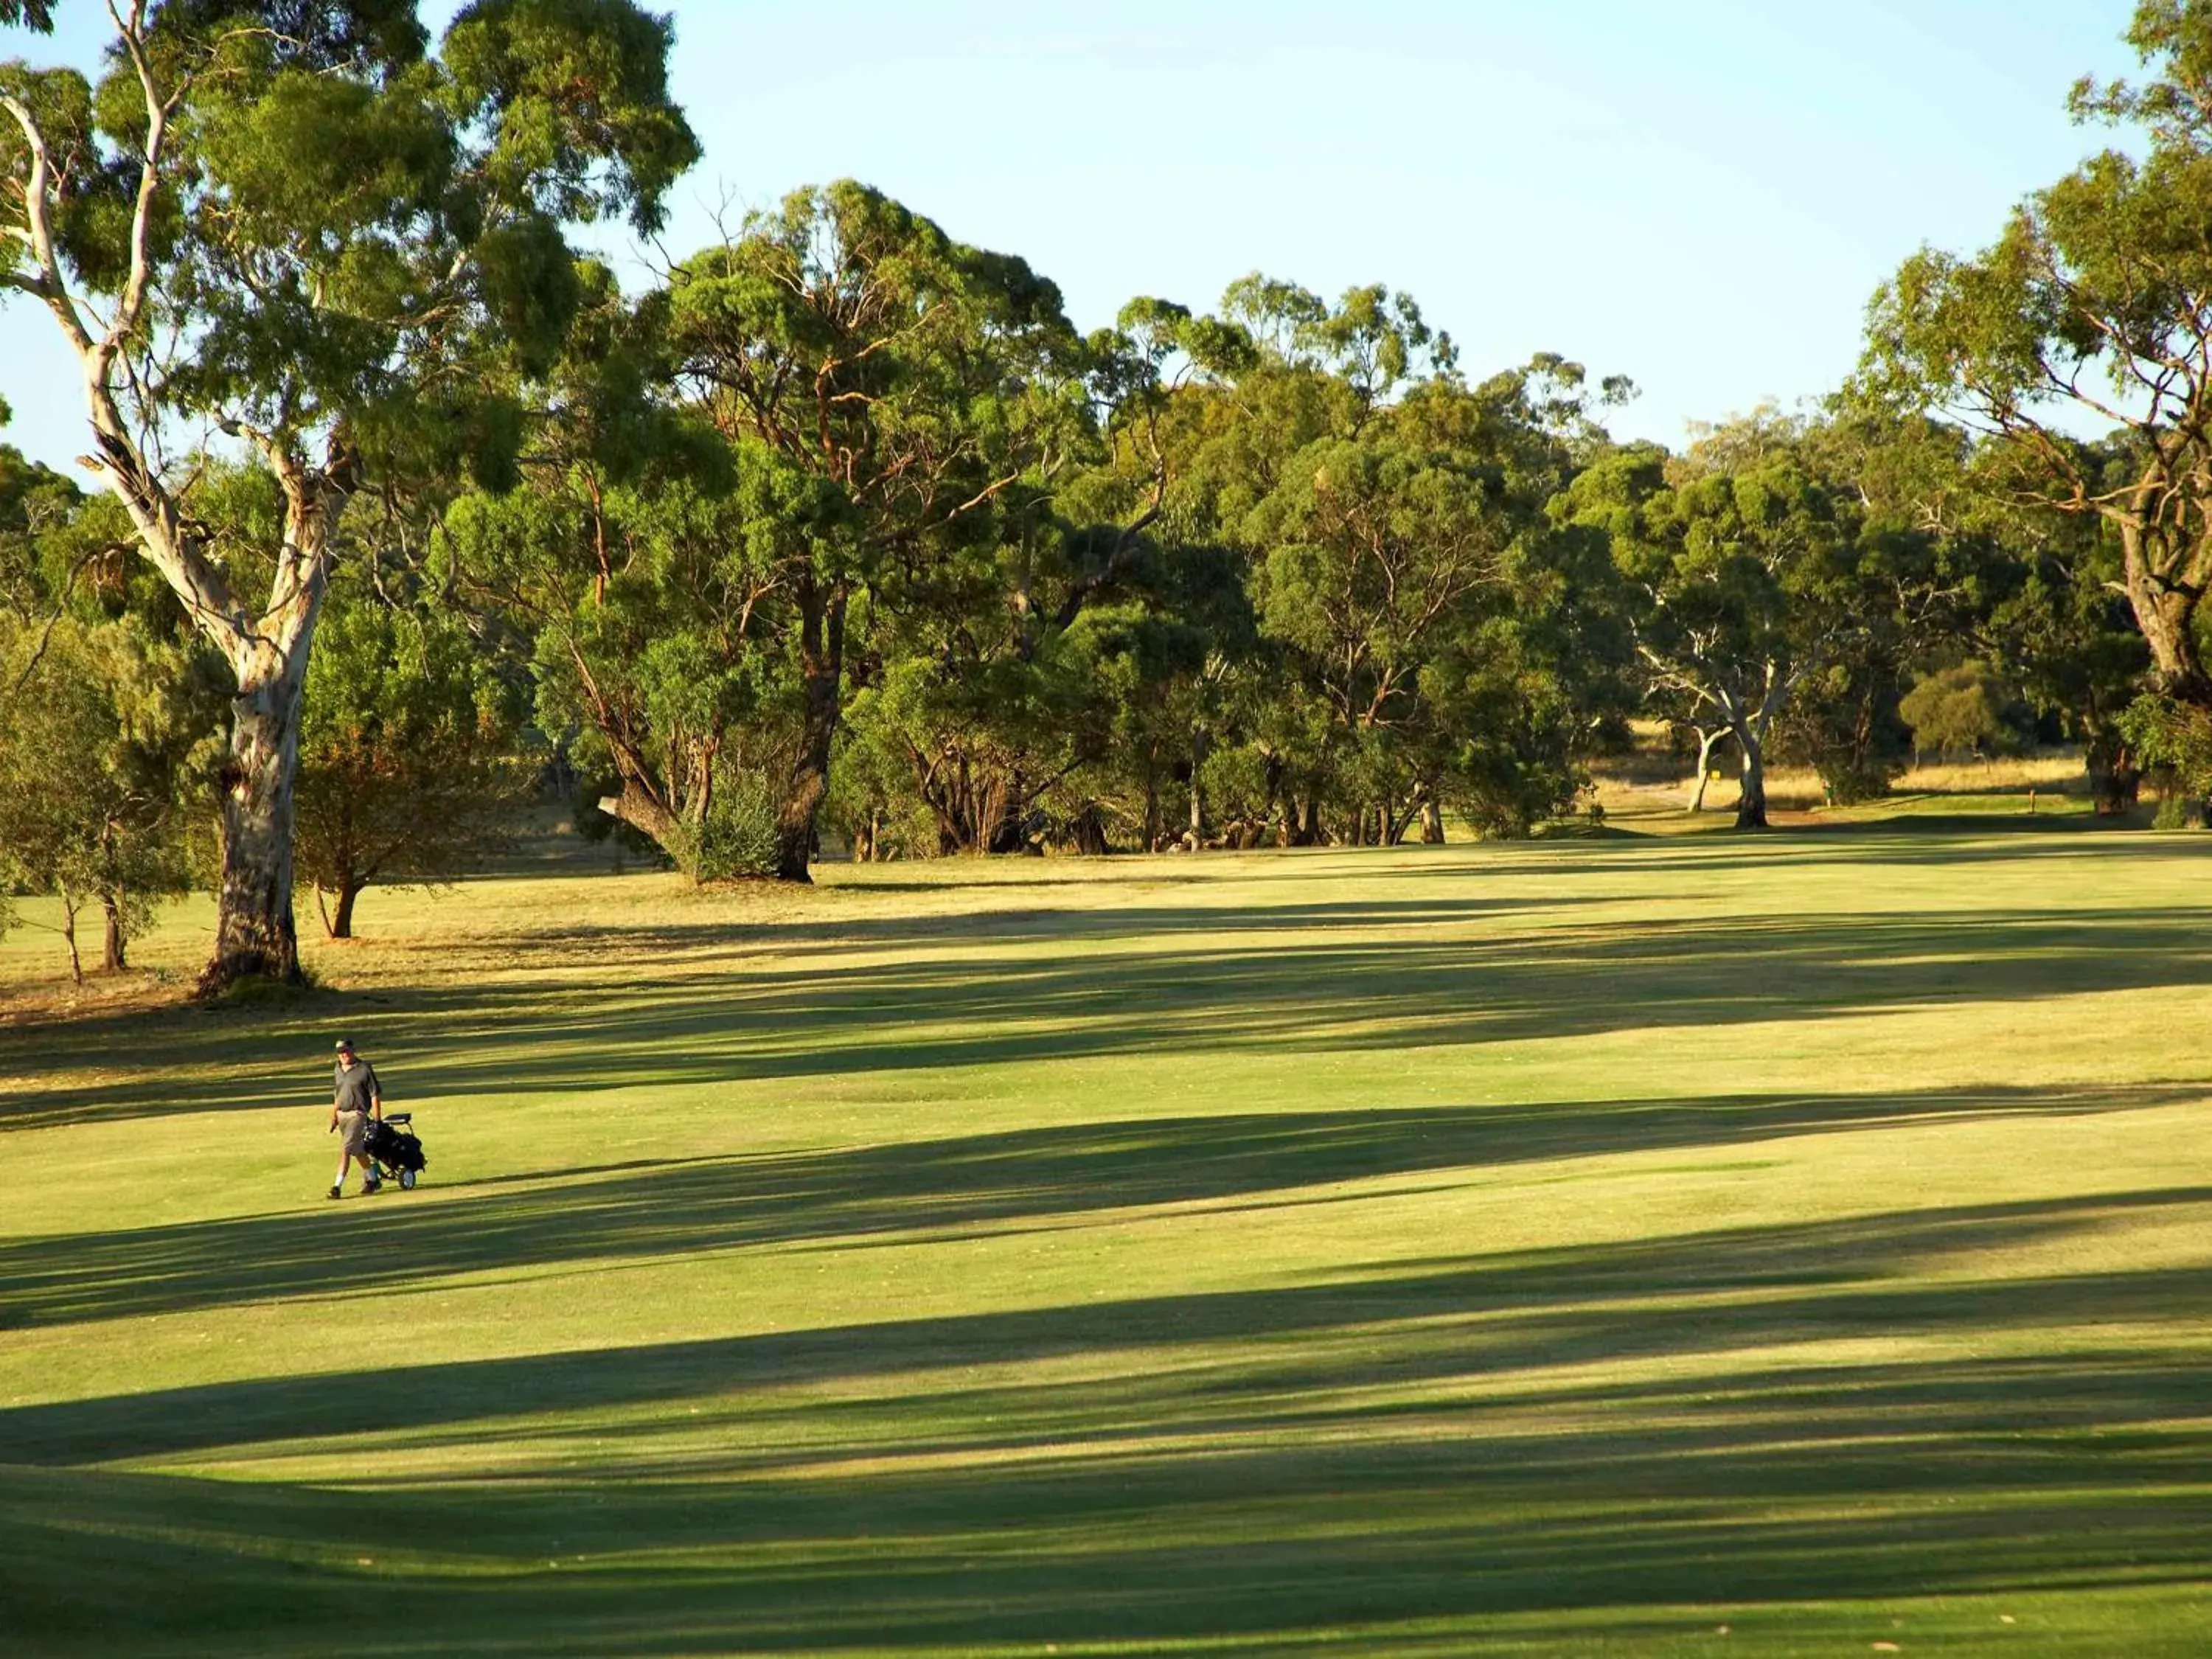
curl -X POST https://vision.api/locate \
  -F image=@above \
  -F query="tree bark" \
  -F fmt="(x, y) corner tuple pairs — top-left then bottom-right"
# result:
(1732, 721), (1770, 830)
(2087, 728), (2143, 815)
(975, 767), (1025, 854)
(1688, 726), (1726, 813)
(775, 580), (846, 883)
(2121, 526), (2212, 709)
(1188, 726), (1208, 846)
(175, 452), (344, 995)
(1068, 806), (1109, 855)
(201, 655), (313, 991)
(598, 776), (684, 851)
(101, 891), (127, 973)
(321, 880), (363, 940)
(60, 890), (83, 985)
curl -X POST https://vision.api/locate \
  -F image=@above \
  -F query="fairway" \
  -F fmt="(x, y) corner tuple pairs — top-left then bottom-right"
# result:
(4, 831), (2211, 1656)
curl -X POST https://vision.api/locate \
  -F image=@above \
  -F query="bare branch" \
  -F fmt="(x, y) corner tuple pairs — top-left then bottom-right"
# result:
(0, 89), (93, 351)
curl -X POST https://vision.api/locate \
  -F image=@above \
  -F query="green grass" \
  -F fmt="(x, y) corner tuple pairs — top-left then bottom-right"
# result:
(4, 822), (2211, 1655)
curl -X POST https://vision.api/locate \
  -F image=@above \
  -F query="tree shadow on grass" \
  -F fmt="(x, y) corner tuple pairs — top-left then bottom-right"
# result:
(10, 900), (2212, 1132)
(1422, 816), (2188, 880)
(4, 1189), (2211, 1654)
(3, 1082), (2202, 1329)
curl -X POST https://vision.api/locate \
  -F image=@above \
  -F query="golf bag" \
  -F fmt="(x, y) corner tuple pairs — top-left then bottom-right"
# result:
(364, 1113), (428, 1190)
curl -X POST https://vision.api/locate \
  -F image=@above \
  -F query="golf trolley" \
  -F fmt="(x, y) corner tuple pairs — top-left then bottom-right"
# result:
(364, 1112), (428, 1191)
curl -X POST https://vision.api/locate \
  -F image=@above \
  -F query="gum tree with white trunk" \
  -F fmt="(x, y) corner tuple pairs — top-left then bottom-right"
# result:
(0, 0), (693, 989)
(1557, 441), (1851, 830)
(1861, 2), (2212, 721)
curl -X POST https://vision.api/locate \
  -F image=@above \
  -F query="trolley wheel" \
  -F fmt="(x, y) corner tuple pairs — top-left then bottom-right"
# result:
(399, 1167), (417, 1191)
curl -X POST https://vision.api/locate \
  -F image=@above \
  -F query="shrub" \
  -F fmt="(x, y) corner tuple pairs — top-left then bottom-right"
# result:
(675, 765), (782, 881)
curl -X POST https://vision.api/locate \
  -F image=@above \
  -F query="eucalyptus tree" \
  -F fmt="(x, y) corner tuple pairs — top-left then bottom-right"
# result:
(1231, 356), (1624, 844)
(841, 528), (1251, 857)
(1559, 439), (1851, 828)
(1124, 276), (1630, 846)
(1, 0), (695, 987)
(1978, 479), (2149, 807)
(829, 294), (1265, 858)
(1244, 428), (1513, 841)
(661, 181), (1087, 878)
(1764, 411), (1997, 802)
(2, 446), (221, 970)
(1146, 280), (1453, 843)
(294, 577), (536, 937)
(0, 611), (212, 976)
(434, 244), (787, 882)
(1899, 661), (2035, 761)
(1861, 1), (2212, 725)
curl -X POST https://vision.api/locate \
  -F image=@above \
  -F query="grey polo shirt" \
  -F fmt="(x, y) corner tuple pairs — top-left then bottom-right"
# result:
(333, 1059), (380, 1115)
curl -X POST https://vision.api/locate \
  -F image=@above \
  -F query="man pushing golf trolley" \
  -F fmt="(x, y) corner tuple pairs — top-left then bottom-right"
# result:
(327, 1036), (428, 1198)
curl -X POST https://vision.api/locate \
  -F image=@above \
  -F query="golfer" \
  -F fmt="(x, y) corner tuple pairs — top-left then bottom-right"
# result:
(328, 1037), (384, 1199)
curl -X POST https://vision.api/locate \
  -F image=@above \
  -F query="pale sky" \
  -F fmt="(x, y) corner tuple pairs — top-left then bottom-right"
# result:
(0, 1), (2147, 476)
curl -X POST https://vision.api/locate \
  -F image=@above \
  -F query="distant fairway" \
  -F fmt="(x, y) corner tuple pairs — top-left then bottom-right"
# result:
(3, 828), (2210, 1656)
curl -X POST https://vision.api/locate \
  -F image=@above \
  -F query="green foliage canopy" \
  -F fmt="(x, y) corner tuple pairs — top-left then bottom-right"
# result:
(1860, 0), (2212, 709)
(295, 579), (538, 936)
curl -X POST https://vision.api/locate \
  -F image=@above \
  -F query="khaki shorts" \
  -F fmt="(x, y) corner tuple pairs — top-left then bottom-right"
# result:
(336, 1110), (369, 1157)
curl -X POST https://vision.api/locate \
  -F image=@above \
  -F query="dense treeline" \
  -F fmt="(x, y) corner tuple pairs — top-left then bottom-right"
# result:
(0, 0), (2203, 990)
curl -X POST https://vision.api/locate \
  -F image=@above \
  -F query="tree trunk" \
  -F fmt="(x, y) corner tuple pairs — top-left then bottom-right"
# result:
(2088, 727), (2142, 815)
(775, 580), (847, 883)
(1258, 753), (1286, 846)
(598, 775), (686, 857)
(200, 663), (313, 992)
(60, 889), (83, 985)
(984, 770), (1027, 854)
(188, 462), (347, 997)
(1069, 806), (1110, 855)
(101, 891), (127, 973)
(1733, 723), (1770, 830)
(1392, 793), (1425, 844)
(1188, 726), (1208, 846)
(2123, 544), (2212, 709)
(328, 880), (363, 940)
(1688, 726), (1726, 813)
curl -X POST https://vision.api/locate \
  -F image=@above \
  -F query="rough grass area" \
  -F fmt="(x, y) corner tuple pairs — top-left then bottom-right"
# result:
(1592, 746), (2098, 823)
(4, 826), (2211, 1656)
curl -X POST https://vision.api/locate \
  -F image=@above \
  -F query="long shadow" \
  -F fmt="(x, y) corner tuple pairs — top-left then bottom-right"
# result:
(11, 897), (2212, 1132)
(1397, 818), (2187, 880)
(5, 1191), (2211, 1653)
(3, 1082), (2199, 1329)
(509, 891), (1599, 955)
(10, 1185), (2210, 1464)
